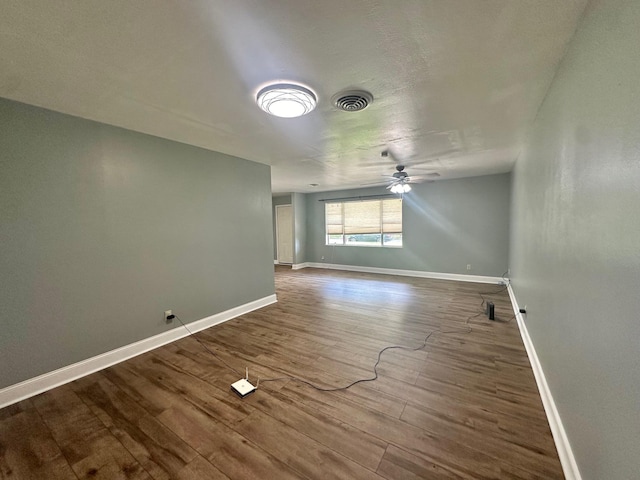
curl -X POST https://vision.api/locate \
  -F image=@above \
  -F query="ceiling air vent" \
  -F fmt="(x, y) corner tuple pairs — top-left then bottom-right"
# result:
(332, 90), (373, 112)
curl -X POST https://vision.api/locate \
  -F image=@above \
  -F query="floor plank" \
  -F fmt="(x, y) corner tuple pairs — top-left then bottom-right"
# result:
(71, 374), (199, 480)
(239, 387), (387, 471)
(377, 444), (466, 480)
(0, 400), (77, 480)
(0, 266), (564, 479)
(234, 409), (385, 480)
(31, 386), (150, 480)
(156, 402), (305, 480)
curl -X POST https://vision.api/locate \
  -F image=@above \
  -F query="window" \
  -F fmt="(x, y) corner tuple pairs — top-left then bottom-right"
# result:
(325, 198), (402, 247)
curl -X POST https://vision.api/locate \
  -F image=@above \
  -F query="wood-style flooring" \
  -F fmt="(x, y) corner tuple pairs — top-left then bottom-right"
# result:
(0, 266), (564, 479)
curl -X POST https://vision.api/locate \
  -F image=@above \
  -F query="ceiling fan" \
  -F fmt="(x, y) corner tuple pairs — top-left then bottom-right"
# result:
(385, 164), (413, 194)
(359, 148), (440, 191)
(359, 146), (458, 168)
(380, 149), (440, 194)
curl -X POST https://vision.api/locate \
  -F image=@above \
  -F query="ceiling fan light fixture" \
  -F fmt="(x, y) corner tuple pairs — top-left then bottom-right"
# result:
(256, 83), (317, 118)
(390, 183), (412, 194)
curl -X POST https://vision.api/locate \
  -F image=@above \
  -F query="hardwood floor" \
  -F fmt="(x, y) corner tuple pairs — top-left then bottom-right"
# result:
(0, 266), (564, 479)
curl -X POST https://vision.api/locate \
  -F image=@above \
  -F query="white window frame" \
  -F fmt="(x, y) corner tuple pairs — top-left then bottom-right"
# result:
(325, 198), (403, 248)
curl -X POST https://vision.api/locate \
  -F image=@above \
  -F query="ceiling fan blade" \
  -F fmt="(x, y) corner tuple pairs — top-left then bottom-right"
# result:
(358, 159), (397, 167)
(359, 146), (461, 169)
(406, 174), (434, 181)
(396, 148), (462, 167)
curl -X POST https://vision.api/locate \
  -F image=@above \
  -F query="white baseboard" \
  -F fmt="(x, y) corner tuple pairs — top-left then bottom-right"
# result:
(0, 294), (277, 409)
(303, 262), (503, 284)
(291, 262), (310, 270)
(274, 259), (279, 264)
(507, 284), (582, 480)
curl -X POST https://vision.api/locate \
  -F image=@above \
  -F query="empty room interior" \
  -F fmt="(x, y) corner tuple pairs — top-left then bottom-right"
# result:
(1, 1), (638, 479)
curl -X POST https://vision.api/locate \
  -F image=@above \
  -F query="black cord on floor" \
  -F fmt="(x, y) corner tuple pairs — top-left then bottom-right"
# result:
(258, 304), (486, 391)
(173, 315), (243, 377)
(472, 270), (512, 322)
(172, 273), (513, 394)
(259, 330), (441, 391)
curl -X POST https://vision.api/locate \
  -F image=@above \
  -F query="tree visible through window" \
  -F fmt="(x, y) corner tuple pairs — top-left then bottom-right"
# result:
(325, 198), (402, 247)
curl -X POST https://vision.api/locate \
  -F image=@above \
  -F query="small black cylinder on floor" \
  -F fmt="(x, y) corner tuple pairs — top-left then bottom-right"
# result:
(486, 302), (495, 320)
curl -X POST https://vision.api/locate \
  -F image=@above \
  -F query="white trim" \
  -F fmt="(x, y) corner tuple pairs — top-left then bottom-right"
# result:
(291, 263), (310, 270)
(304, 262), (502, 284)
(0, 294), (277, 409)
(507, 284), (582, 480)
(274, 259), (279, 265)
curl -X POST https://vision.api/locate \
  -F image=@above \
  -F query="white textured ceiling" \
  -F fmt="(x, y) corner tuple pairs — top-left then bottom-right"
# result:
(0, 1), (587, 193)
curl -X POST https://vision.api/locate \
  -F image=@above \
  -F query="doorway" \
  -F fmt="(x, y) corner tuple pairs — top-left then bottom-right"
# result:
(276, 204), (293, 264)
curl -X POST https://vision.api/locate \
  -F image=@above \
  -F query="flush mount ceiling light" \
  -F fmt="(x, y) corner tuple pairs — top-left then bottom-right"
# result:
(256, 83), (317, 118)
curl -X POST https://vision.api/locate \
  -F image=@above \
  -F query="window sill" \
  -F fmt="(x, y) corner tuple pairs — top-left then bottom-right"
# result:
(325, 244), (403, 248)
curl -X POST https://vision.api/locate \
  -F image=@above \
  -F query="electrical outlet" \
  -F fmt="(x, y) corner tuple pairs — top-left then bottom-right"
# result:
(164, 310), (173, 323)
(321, 256), (325, 260)
(507, 268), (511, 276)
(466, 264), (471, 270)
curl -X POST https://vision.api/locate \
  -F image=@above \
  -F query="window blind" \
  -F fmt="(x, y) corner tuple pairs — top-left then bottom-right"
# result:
(344, 201), (381, 234)
(382, 198), (402, 233)
(325, 202), (343, 235)
(325, 198), (402, 246)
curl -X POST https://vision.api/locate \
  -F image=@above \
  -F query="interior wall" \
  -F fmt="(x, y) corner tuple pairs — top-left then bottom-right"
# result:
(292, 192), (307, 265)
(0, 97), (275, 389)
(305, 173), (510, 277)
(272, 195), (291, 260)
(509, 0), (640, 477)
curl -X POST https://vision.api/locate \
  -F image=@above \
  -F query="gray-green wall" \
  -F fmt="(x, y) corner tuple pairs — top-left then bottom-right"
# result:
(292, 192), (307, 265)
(509, 0), (640, 477)
(305, 174), (510, 277)
(0, 98), (275, 389)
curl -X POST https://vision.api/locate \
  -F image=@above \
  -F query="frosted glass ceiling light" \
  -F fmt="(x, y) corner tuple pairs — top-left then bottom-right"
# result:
(256, 83), (317, 118)
(391, 183), (411, 194)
